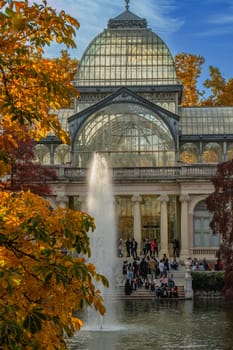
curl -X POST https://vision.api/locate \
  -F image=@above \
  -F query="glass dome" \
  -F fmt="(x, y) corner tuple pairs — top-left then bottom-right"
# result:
(73, 102), (175, 168)
(76, 9), (178, 87)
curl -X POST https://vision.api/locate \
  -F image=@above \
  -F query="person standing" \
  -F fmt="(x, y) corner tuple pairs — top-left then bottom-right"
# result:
(140, 258), (149, 283)
(154, 238), (159, 257)
(150, 239), (155, 258)
(127, 263), (134, 287)
(172, 238), (180, 257)
(148, 257), (157, 279)
(142, 239), (147, 256)
(131, 238), (138, 258)
(145, 239), (151, 257)
(159, 259), (165, 277)
(126, 238), (132, 257)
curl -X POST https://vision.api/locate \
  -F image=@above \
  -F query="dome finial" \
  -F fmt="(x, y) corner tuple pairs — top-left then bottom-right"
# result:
(125, 0), (130, 11)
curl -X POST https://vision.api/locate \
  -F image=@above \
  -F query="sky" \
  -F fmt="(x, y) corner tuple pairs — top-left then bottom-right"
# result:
(44, 0), (233, 85)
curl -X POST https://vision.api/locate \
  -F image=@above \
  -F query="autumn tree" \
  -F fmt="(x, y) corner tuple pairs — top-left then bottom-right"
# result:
(175, 52), (205, 106)
(201, 66), (233, 106)
(206, 160), (233, 299)
(175, 53), (233, 107)
(0, 191), (107, 349)
(0, 0), (79, 173)
(0, 1), (107, 349)
(2, 133), (57, 195)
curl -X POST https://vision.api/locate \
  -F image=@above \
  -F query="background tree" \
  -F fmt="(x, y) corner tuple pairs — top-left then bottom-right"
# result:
(0, 1), (107, 349)
(174, 52), (205, 106)
(175, 54), (233, 107)
(2, 133), (57, 195)
(206, 160), (233, 299)
(201, 66), (233, 106)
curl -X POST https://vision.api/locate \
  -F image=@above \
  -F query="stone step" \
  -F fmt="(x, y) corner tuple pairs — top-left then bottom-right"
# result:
(110, 285), (185, 300)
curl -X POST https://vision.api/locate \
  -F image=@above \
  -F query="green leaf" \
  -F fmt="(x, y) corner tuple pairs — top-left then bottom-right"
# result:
(96, 274), (109, 288)
(23, 308), (49, 334)
(22, 315), (30, 330)
(52, 316), (60, 326)
(63, 324), (73, 338)
(0, 233), (6, 244)
(44, 271), (53, 284)
(5, 7), (14, 18)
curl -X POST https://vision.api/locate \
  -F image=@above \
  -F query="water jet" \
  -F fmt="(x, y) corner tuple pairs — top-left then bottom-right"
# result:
(87, 153), (118, 329)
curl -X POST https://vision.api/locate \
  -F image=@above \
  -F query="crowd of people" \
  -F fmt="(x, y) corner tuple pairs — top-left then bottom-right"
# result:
(122, 253), (179, 298)
(117, 237), (180, 259)
(190, 257), (224, 271)
(118, 236), (223, 298)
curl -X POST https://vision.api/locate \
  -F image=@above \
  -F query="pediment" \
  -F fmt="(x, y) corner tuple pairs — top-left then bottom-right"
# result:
(68, 87), (180, 142)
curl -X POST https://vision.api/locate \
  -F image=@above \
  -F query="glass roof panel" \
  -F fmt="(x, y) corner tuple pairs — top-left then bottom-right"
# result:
(180, 107), (233, 135)
(76, 29), (178, 87)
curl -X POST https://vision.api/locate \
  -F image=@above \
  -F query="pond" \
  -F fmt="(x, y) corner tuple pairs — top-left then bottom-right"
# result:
(67, 299), (233, 350)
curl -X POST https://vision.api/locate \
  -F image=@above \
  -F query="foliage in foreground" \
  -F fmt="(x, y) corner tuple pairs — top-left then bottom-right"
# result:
(0, 191), (108, 350)
(207, 160), (233, 300)
(0, 1), (107, 349)
(0, 0), (79, 175)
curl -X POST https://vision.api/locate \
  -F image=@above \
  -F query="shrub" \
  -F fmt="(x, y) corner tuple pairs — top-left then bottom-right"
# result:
(192, 272), (225, 292)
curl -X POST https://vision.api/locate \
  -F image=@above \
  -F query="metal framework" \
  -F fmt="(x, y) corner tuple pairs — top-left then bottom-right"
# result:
(76, 8), (178, 87)
(74, 102), (175, 168)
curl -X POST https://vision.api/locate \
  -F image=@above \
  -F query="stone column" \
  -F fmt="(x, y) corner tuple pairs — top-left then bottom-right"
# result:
(79, 195), (88, 212)
(56, 194), (69, 208)
(132, 195), (142, 252)
(223, 141), (227, 161)
(158, 194), (169, 257)
(179, 194), (190, 259)
(50, 144), (55, 165)
(199, 141), (203, 163)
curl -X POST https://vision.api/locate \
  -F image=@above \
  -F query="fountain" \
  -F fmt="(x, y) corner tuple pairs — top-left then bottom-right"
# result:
(86, 153), (118, 329)
(68, 153), (233, 350)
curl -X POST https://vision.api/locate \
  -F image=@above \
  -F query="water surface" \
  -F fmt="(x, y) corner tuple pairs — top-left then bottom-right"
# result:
(68, 300), (233, 350)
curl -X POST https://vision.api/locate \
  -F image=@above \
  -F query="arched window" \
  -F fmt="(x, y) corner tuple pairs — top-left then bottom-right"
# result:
(54, 144), (71, 165)
(74, 103), (175, 168)
(180, 143), (198, 164)
(34, 144), (50, 165)
(227, 143), (233, 160)
(193, 200), (220, 247)
(202, 143), (222, 163)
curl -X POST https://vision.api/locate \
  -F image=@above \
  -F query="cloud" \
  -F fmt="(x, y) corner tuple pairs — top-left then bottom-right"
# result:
(42, 0), (183, 58)
(132, 0), (183, 34)
(208, 15), (233, 25)
(194, 27), (233, 37)
(195, 9), (233, 37)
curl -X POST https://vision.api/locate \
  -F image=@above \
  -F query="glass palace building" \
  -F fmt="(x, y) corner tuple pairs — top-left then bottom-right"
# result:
(35, 3), (233, 259)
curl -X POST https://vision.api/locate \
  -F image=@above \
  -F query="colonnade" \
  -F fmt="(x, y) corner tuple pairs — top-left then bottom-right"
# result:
(55, 193), (191, 259)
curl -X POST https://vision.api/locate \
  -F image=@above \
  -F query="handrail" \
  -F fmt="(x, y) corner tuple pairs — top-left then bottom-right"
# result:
(48, 164), (217, 182)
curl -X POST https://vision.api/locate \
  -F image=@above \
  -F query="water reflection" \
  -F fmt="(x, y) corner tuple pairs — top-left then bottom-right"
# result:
(68, 300), (233, 350)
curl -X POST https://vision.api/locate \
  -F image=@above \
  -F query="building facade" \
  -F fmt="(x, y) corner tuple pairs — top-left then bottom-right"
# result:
(35, 3), (233, 259)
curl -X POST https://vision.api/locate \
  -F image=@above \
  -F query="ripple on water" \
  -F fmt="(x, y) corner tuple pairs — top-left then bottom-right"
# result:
(67, 300), (233, 350)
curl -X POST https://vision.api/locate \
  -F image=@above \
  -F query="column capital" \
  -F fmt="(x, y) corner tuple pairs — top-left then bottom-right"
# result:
(158, 194), (169, 203)
(132, 194), (142, 203)
(179, 194), (190, 203)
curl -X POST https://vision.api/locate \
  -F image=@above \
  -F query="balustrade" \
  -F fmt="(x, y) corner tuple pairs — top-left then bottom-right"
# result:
(48, 164), (217, 182)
